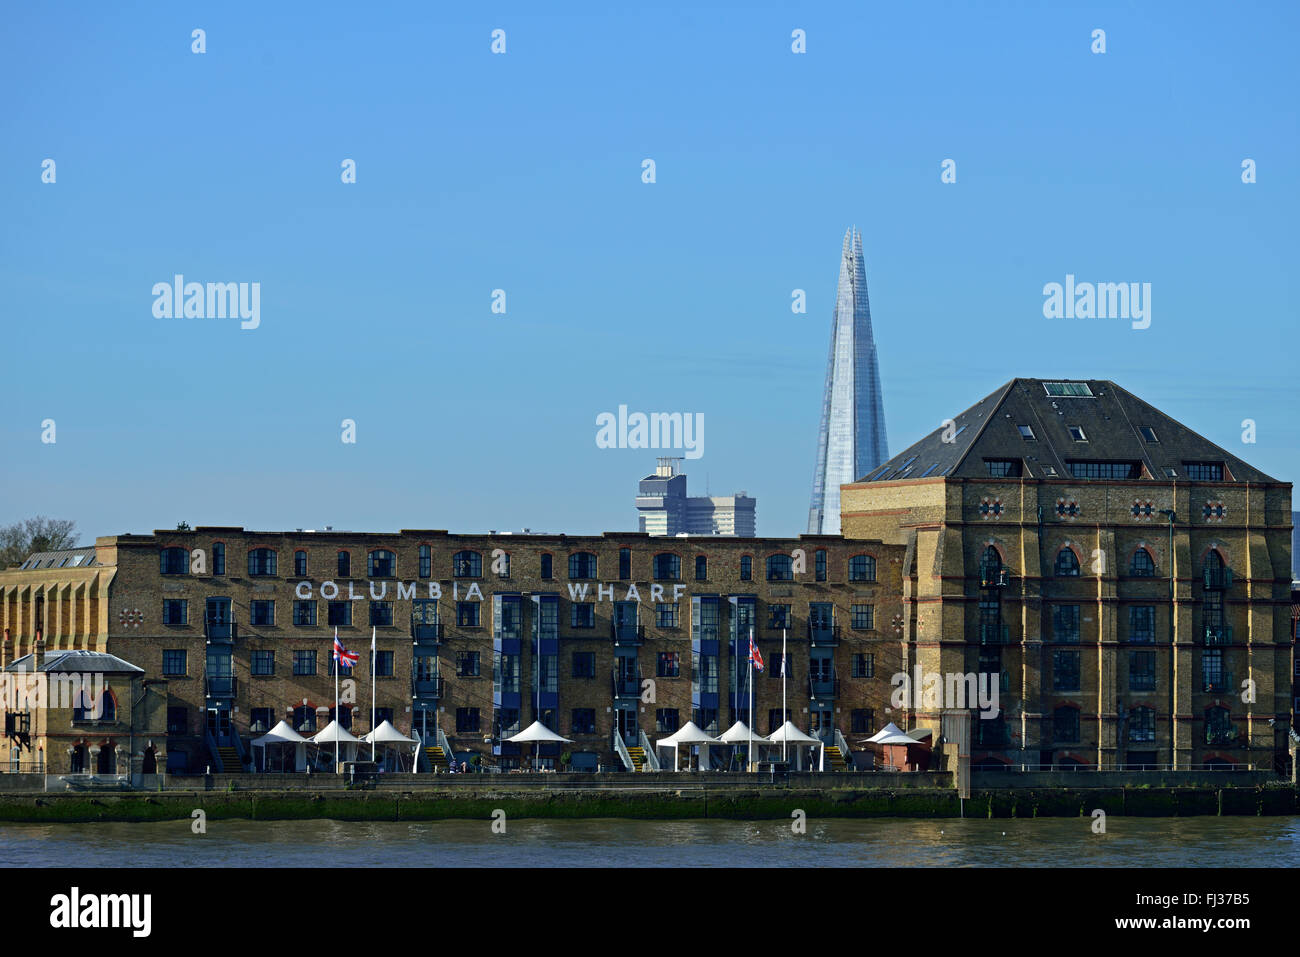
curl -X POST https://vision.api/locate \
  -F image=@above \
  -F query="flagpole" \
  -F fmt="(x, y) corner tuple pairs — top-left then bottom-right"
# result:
(782, 627), (788, 763)
(370, 626), (377, 763)
(747, 626), (754, 771)
(334, 626), (340, 774)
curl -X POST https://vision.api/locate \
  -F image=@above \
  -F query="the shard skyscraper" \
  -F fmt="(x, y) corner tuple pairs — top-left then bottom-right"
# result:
(806, 227), (888, 535)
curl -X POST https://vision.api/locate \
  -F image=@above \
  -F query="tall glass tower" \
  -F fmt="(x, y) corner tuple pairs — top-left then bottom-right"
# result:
(807, 227), (888, 535)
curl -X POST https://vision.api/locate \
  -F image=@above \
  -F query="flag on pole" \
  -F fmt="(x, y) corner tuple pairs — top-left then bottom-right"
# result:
(333, 635), (359, 668)
(748, 633), (764, 672)
(779, 650), (785, 678)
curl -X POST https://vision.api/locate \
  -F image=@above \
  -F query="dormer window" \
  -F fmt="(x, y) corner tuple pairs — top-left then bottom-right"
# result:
(1068, 426), (1087, 442)
(1017, 425), (1036, 440)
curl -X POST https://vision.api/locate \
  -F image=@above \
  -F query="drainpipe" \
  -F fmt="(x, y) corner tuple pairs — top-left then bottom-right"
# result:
(1159, 510), (1176, 769)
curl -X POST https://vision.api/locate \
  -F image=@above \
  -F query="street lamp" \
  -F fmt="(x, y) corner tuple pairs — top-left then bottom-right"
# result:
(1159, 509), (1177, 769)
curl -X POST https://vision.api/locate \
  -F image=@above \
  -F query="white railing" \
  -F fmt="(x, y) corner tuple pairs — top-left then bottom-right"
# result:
(834, 728), (852, 769)
(436, 728), (455, 769)
(612, 730), (634, 771)
(638, 730), (660, 771)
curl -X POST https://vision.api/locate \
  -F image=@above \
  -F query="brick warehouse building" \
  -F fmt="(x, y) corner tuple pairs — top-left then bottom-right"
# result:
(0, 532), (905, 775)
(841, 378), (1294, 774)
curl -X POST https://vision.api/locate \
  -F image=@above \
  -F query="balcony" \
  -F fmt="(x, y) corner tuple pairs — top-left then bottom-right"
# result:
(204, 619), (236, 642)
(978, 621), (1009, 645)
(979, 566), (1010, 589)
(1203, 568), (1234, 590)
(1202, 671), (1233, 694)
(611, 621), (645, 645)
(412, 676), (444, 699)
(612, 666), (641, 699)
(1204, 624), (1233, 647)
(807, 622), (840, 647)
(411, 620), (444, 643)
(1205, 725), (1239, 747)
(808, 673), (840, 699)
(205, 675), (237, 698)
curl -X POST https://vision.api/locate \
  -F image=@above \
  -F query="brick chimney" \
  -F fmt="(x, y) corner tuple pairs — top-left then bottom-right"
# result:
(33, 629), (44, 667)
(1, 627), (9, 670)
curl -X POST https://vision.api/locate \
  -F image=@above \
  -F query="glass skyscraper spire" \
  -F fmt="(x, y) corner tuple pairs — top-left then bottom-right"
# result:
(807, 227), (888, 535)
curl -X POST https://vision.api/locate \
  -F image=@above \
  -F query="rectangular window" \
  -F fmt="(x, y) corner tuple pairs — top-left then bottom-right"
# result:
(327, 601), (352, 627)
(248, 549), (277, 577)
(656, 709), (680, 733)
(456, 708), (480, 733)
(540, 554), (552, 579)
(251, 650), (274, 676)
(1129, 605), (1155, 643)
(294, 551), (308, 576)
(369, 601), (394, 627)
(1043, 382), (1094, 397)
(212, 542), (225, 576)
(1052, 650), (1080, 692)
(656, 602), (678, 628)
(768, 604), (790, 630)
(337, 551), (351, 577)
(1129, 651), (1156, 691)
(418, 544), (432, 579)
(1017, 425), (1036, 440)
(619, 548), (631, 580)
(571, 709), (596, 735)
(571, 604), (595, 628)
(457, 602), (480, 627)
(852, 653), (874, 678)
(657, 651), (680, 678)
(1183, 462), (1225, 481)
(740, 555), (752, 581)
(693, 707), (718, 734)
(374, 650), (393, 677)
(851, 604), (874, 630)
(985, 459), (1022, 478)
(695, 555), (708, 581)
(457, 651), (480, 677)
(851, 709), (874, 734)
(293, 600), (317, 627)
(162, 650), (187, 676)
(1068, 425), (1087, 441)
(1066, 460), (1141, 480)
(1053, 605), (1081, 643)
(329, 655), (353, 677)
(768, 653), (790, 679)
(815, 550), (826, 582)
(162, 599), (188, 625)
(293, 650), (317, 676)
(250, 600), (275, 626)
(167, 706), (188, 735)
(1139, 426), (1159, 443)
(571, 652), (595, 678)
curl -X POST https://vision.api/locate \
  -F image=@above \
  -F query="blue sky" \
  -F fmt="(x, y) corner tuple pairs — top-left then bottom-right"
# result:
(2, 1), (1296, 542)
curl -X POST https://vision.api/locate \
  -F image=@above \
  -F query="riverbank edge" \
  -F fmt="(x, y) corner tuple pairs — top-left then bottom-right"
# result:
(0, 786), (1296, 823)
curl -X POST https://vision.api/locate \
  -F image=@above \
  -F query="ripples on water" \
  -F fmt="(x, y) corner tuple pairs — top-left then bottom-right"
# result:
(2, 816), (1297, 867)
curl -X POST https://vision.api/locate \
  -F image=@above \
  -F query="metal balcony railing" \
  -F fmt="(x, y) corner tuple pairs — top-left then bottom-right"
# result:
(204, 618), (235, 641)
(979, 566), (1010, 588)
(1205, 726), (1239, 746)
(612, 665), (641, 698)
(205, 675), (237, 698)
(807, 622), (840, 646)
(411, 620), (444, 642)
(808, 673), (840, 699)
(611, 621), (645, 644)
(1204, 624), (1233, 646)
(412, 676), (444, 699)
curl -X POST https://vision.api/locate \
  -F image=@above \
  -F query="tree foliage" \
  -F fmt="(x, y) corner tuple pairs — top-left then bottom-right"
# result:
(0, 517), (79, 568)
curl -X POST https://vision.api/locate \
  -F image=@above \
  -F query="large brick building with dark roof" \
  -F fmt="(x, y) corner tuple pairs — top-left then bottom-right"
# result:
(841, 378), (1294, 773)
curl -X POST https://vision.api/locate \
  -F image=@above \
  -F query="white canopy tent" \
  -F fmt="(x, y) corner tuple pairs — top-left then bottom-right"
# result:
(506, 720), (573, 771)
(767, 720), (823, 771)
(863, 722), (917, 745)
(311, 720), (364, 769)
(361, 719), (420, 772)
(656, 720), (721, 772)
(718, 720), (765, 770)
(251, 720), (310, 772)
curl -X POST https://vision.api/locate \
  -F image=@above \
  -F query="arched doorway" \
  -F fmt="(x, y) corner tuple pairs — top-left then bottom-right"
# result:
(142, 746), (157, 775)
(69, 744), (87, 773)
(96, 742), (116, 774)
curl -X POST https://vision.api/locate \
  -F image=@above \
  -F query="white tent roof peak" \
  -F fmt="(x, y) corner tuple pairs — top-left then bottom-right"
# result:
(506, 720), (573, 744)
(864, 722), (930, 746)
(718, 720), (764, 743)
(312, 719), (364, 745)
(766, 720), (821, 744)
(657, 720), (721, 747)
(253, 720), (311, 745)
(361, 719), (418, 745)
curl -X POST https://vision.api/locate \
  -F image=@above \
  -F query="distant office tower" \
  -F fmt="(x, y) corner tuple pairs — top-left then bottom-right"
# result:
(807, 227), (889, 535)
(637, 458), (756, 537)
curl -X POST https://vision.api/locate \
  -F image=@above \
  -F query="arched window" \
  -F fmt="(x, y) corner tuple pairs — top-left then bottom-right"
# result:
(453, 551), (481, 578)
(979, 546), (1002, 582)
(248, 548), (277, 577)
(96, 743), (115, 775)
(368, 549), (396, 577)
(848, 555), (876, 582)
(568, 552), (598, 579)
(329, 705), (353, 730)
(159, 547), (189, 575)
(1204, 550), (1230, 589)
(1054, 548), (1080, 577)
(1052, 705), (1080, 743)
(653, 553), (681, 581)
(69, 745), (87, 773)
(294, 550), (308, 576)
(293, 705), (316, 733)
(1204, 706), (1234, 746)
(766, 554), (793, 581)
(1130, 549), (1154, 577)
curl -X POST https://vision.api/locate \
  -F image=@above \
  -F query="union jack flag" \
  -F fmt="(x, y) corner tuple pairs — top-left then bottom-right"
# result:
(748, 633), (764, 672)
(333, 632), (359, 668)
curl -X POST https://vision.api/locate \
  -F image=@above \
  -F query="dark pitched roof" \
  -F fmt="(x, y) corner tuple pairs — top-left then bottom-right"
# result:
(859, 378), (1280, 484)
(15, 547), (99, 571)
(4, 650), (143, 674)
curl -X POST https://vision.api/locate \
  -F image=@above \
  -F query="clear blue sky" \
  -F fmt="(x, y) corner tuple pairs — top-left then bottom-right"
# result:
(2, 1), (1296, 542)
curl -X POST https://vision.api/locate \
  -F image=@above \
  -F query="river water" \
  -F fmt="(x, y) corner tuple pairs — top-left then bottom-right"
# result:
(2, 816), (1297, 867)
